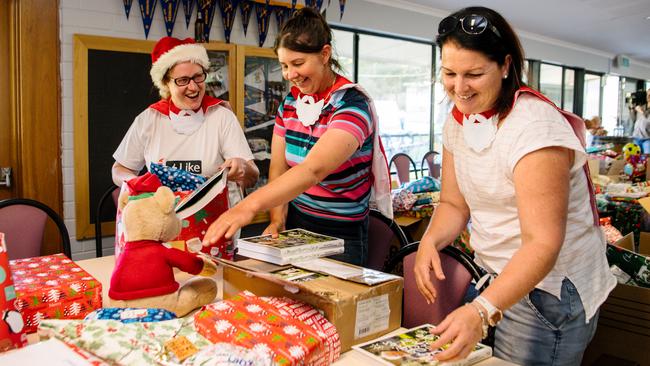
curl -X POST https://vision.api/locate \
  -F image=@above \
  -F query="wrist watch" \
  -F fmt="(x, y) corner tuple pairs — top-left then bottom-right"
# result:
(474, 295), (503, 327)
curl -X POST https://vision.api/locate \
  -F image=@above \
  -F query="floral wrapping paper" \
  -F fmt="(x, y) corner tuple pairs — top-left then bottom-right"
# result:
(194, 291), (333, 366)
(38, 317), (211, 365)
(9, 254), (102, 333)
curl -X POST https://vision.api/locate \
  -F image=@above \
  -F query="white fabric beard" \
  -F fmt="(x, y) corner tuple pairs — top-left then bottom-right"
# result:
(463, 114), (497, 153)
(296, 95), (324, 127)
(169, 108), (205, 135)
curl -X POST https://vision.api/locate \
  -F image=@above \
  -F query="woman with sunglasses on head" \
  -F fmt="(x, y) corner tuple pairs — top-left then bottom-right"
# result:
(413, 6), (615, 365)
(203, 7), (392, 266)
(112, 37), (259, 200)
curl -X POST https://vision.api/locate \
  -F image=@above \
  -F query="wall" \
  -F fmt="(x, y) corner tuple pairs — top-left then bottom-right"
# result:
(61, 0), (650, 260)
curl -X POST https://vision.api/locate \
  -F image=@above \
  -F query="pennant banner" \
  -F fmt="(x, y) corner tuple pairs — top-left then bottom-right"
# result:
(255, 1), (272, 47)
(218, 0), (240, 43)
(181, 0), (196, 28)
(198, 0), (217, 42)
(304, 0), (323, 12)
(339, 0), (345, 19)
(123, 0), (134, 19)
(239, 0), (254, 36)
(274, 6), (291, 32)
(138, 0), (157, 38)
(161, 0), (181, 36)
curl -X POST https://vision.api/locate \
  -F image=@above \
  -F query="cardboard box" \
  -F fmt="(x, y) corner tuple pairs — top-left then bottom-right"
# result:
(583, 283), (650, 366)
(9, 254), (102, 333)
(219, 258), (403, 352)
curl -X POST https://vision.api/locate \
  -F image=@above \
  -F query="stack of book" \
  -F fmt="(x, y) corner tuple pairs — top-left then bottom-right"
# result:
(236, 229), (344, 265)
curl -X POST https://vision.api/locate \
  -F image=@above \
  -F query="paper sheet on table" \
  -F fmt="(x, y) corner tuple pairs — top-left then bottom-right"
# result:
(292, 258), (400, 285)
(0, 338), (92, 365)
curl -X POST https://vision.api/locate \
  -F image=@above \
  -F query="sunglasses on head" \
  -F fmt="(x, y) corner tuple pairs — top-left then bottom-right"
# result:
(438, 14), (501, 38)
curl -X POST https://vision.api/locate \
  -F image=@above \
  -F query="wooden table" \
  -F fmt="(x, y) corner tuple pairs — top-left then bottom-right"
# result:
(68, 256), (517, 366)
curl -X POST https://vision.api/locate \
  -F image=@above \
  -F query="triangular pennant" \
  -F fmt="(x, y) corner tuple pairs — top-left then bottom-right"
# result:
(274, 6), (291, 32)
(244, 66), (266, 90)
(338, 0), (345, 19)
(246, 99), (268, 115)
(304, 0), (323, 12)
(198, 0), (217, 42)
(181, 0), (196, 28)
(123, 0), (134, 19)
(138, 0), (157, 39)
(239, 0), (254, 36)
(218, 0), (240, 43)
(291, 0), (297, 11)
(255, 1), (272, 47)
(161, 0), (181, 36)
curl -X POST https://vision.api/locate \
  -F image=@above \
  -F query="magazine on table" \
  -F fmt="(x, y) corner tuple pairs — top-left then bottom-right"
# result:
(236, 228), (344, 263)
(352, 324), (492, 366)
(174, 168), (227, 219)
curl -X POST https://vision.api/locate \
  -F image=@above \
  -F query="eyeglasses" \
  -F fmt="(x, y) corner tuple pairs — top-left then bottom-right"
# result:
(438, 14), (501, 38)
(171, 72), (207, 87)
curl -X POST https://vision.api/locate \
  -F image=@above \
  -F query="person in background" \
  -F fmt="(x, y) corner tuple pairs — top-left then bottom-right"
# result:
(632, 89), (650, 139)
(203, 7), (392, 266)
(413, 6), (615, 365)
(112, 37), (259, 206)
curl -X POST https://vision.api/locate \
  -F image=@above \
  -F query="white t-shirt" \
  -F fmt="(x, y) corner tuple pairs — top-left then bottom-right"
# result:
(443, 94), (616, 322)
(113, 103), (254, 206)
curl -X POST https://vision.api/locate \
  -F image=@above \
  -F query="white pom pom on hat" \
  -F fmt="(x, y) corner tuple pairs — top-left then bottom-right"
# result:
(149, 37), (210, 98)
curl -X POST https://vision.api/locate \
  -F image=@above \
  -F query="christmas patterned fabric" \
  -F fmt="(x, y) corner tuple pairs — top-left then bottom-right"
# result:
(38, 317), (211, 365)
(601, 198), (649, 244)
(84, 307), (176, 323)
(194, 291), (337, 365)
(9, 254), (102, 333)
(606, 244), (650, 288)
(0, 232), (27, 351)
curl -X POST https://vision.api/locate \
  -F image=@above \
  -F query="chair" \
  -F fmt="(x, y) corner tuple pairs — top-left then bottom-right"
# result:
(389, 153), (418, 186)
(421, 150), (441, 179)
(95, 185), (120, 258)
(0, 198), (71, 260)
(366, 209), (411, 271)
(384, 242), (484, 328)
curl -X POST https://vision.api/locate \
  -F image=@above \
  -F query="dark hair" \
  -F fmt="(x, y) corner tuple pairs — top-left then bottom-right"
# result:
(436, 6), (525, 116)
(273, 7), (341, 70)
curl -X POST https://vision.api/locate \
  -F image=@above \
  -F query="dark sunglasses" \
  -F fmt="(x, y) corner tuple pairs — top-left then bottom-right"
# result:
(438, 14), (501, 38)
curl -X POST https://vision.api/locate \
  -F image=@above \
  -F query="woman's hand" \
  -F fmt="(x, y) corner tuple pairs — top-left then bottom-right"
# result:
(430, 304), (484, 362)
(221, 158), (248, 184)
(262, 220), (285, 238)
(413, 237), (446, 304)
(203, 204), (256, 245)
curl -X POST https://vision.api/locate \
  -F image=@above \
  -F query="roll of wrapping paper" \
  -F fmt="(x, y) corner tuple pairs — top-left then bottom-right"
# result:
(0, 233), (27, 351)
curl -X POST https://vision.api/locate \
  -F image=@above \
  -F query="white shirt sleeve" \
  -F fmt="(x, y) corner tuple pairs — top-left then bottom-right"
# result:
(217, 108), (254, 162)
(112, 110), (151, 171)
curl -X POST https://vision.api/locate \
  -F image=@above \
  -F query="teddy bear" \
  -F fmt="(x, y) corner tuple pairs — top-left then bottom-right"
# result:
(108, 175), (218, 317)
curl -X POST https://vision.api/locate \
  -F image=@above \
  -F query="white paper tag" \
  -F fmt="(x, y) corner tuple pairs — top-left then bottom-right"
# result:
(354, 294), (390, 339)
(120, 308), (149, 320)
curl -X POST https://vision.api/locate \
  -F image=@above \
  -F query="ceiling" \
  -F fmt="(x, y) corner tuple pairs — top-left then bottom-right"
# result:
(400, 0), (650, 65)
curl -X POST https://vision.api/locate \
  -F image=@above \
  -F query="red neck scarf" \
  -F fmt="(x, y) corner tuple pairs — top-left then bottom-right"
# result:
(149, 94), (224, 116)
(289, 74), (351, 103)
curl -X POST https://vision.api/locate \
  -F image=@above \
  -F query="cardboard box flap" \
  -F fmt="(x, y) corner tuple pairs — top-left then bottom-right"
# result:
(614, 232), (635, 252)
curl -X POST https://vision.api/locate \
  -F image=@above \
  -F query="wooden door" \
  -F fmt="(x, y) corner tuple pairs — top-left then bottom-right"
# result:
(0, 0), (63, 255)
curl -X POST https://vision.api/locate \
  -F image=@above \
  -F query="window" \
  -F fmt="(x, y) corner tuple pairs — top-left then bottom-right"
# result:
(583, 73), (602, 123)
(539, 63), (562, 106)
(357, 34), (433, 165)
(563, 69), (575, 112)
(602, 75), (619, 135)
(331, 29), (354, 80)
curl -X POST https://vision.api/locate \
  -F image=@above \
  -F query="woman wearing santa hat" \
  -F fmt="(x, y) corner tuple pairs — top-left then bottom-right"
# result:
(203, 7), (392, 266)
(112, 36), (259, 202)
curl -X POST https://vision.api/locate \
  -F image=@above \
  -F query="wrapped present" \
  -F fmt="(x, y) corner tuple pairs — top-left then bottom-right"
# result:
(115, 172), (233, 260)
(9, 253), (102, 333)
(194, 291), (332, 366)
(38, 317), (211, 365)
(0, 232), (27, 351)
(606, 244), (650, 287)
(84, 307), (176, 323)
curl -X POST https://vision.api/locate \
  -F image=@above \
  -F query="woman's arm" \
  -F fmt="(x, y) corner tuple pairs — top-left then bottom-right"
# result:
(204, 128), (360, 243)
(432, 146), (572, 362)
(413, 147), (471, 303)
(263, 133), (291, 237)
(111, 161), (139, 187)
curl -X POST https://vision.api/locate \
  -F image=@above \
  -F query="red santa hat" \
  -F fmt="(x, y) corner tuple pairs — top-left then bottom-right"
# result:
(149, 37), (210, 98)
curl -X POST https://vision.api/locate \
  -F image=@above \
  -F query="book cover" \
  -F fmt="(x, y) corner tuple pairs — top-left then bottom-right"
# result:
(237, 245), (345, 265)
(175, 168), (228, 219)
(236, 228), (344, 257)
(352, 324), (492, 366)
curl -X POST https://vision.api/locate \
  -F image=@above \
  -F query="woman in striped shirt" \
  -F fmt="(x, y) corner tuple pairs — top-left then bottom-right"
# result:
(204, 7), (391, 266)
